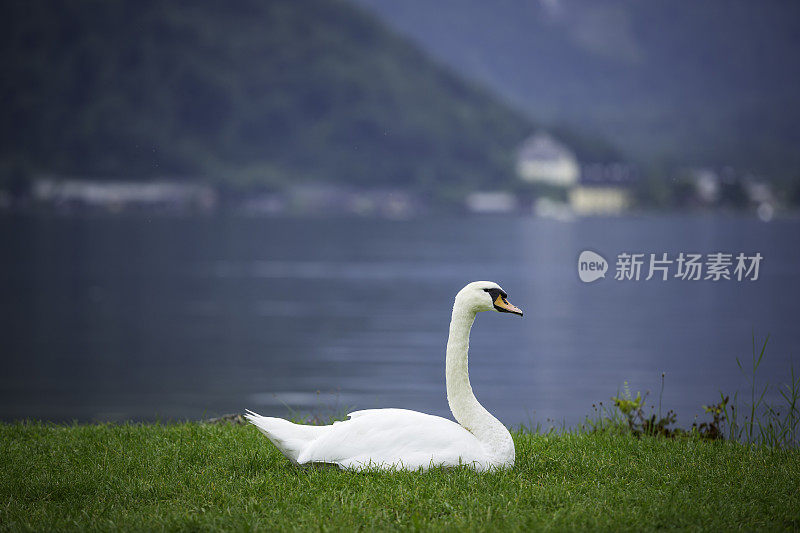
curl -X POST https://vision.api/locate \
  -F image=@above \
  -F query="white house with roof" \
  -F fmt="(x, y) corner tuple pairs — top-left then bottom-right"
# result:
(516, 131), (580, 187)
(516, 132), (634, 216)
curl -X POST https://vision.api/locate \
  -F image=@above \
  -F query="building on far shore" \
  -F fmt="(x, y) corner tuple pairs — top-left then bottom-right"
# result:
(33, 177), (217, 212)
(568, 185), (630, 215)
(569, 162), (635, 215)
(516, 132), (579, 187)
(516, 132), (635, 216)
(464, 191), (518, 214)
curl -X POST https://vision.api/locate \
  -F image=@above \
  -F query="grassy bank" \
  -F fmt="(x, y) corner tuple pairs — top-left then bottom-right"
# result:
(1, 422), (798, 531)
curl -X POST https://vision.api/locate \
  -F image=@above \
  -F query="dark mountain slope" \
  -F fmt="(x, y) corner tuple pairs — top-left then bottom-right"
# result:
(0, 0), (537, 195)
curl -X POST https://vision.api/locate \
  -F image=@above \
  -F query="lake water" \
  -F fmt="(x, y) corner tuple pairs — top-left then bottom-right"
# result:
(1, 214), (798, 429)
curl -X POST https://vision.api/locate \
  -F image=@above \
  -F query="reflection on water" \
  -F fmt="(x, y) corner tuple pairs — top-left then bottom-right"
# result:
(0, 214), (798, 427)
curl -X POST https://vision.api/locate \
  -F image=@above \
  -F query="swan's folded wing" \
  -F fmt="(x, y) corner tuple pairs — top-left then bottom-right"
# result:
(296, 408), (489, 470)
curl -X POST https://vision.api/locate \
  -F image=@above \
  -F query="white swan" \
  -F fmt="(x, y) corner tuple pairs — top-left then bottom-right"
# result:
(245, 281), (523, 471)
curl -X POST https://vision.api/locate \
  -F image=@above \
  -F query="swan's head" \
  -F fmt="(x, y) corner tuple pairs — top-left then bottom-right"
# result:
(456, 281), (523, 316)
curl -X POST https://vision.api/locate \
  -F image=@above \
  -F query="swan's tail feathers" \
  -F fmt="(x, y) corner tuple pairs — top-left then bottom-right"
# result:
(244, 410), (326, 463)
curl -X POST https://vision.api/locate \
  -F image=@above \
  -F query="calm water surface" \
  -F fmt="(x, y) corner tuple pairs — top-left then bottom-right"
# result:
(1, 214), (798, 428)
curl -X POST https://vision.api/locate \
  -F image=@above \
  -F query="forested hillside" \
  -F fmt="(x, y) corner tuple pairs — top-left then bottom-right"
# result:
(0, 0), (538, 196)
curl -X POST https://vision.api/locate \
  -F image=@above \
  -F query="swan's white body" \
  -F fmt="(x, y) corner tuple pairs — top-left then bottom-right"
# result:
(245, 281), (521, 471)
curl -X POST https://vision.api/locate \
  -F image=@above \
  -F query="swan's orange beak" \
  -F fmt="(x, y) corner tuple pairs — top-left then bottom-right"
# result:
(494, 294), (523, 316)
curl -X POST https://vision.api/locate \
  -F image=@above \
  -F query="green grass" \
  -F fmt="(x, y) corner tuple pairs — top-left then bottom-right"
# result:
(1, 423), (799, 531)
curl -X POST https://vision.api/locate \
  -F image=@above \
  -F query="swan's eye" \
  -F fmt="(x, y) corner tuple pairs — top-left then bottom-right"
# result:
(484, 288), (508, 300)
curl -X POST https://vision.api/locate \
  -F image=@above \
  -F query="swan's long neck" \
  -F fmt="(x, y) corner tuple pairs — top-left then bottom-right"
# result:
(446, 302), (514, 464)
